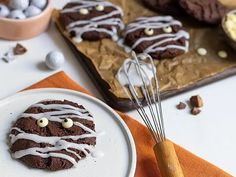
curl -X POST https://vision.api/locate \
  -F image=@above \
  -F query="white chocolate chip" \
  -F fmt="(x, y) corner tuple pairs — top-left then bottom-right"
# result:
(218, 50), (228, 58)
(37, 118), (49, 128)
(62, 118), (73, 129)
(144, 28), (154, 36)
(197, 48), (207, 56)
(79, 8), (89, 15)
(96, 5), (104, 11)
(163, 26), (172, 33)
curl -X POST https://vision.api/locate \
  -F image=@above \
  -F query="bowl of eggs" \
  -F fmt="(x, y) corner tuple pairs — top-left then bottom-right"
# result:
(0, 0), (52, 40)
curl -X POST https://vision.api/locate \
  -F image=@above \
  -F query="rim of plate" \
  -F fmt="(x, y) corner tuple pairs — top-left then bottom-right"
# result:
(0, 88), (136, 177)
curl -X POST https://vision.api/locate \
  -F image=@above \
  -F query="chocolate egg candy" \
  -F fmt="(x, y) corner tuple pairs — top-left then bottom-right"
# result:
(24, 5), (41, 17)
(0, 4), (10, 17)
(45, 51), (65, 70)
(8, 10), (26, 19)
(9, 0), (29, 10)
(31, 0), (47, 9)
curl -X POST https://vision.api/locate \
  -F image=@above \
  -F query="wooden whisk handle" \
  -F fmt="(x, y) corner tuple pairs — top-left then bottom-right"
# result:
(153, 140), (184, 177)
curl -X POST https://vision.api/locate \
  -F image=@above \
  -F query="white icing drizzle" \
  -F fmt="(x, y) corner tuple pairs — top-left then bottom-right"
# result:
(61, 0), (124, 42)
(116, 53), (156, 87)
(118, 16), (190, 56)
(9, 101), (101, 166)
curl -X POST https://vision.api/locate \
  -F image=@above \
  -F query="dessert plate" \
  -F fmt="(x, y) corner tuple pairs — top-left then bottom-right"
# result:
(0, 88), (136, 177)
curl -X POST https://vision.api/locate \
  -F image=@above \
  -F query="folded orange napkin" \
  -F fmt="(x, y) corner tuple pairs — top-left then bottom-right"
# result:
(25, 71), (232, 177)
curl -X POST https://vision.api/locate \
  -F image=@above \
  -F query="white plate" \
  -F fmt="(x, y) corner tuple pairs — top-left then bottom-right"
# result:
(0, 88), (136, 177)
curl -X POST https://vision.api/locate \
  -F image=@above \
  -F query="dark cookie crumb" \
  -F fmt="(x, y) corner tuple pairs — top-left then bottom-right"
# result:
(190, 95), (203, 108)
(191, 107), (201, 115)
(176, 102), (186, 110)
(14, 43), (27, 55)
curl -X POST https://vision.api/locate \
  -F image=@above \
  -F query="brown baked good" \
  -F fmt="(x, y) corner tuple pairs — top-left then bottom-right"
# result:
(142, 0), (182, 15)
(179, 0), (226, 25)
(121, 16), (189, 60)
(59, 0), (124, 42)
(53, 0), (236, 111)
(9, 100), (96, 171)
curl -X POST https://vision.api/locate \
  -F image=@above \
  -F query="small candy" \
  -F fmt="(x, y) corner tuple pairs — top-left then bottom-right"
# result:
(197, 48), (207, 56)
(8, 10), (26, 19)
(24, 5), (42, 17)
(9, 0), (29, 10)
(79, 8), (89, 15)
(62, 118), (73, 129)
(144, 28), (154, 36)
(30, 0), (47, 9)
(163, 26), (172, 33)
(95, 5), (104, 11)
(0, 4), (10, 17)
(37, 117), (49, 127)
(45, 51), (65, 70)
(218, 50), (228, 58)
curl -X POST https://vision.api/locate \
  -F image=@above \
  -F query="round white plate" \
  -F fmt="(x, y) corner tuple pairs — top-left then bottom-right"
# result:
(0, 88), (136, 177)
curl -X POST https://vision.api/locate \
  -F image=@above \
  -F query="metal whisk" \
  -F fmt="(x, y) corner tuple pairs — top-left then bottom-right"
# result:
(116, 51), (184, 177)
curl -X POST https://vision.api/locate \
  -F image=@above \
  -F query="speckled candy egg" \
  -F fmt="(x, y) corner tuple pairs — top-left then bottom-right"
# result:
(31, 0), (47, 9)
(24, 5), (41, 17)
(9, 0), (29, 10)
(0, 4), (10, 17)
(8, 10), (26, 19)
(45, 51), (65, 70)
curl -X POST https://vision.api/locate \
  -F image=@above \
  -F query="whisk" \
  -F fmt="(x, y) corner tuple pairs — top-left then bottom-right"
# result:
(116, 51), (184, 177)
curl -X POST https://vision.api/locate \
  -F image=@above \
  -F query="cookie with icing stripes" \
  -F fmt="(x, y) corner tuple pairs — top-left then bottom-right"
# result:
(119, 16), (190, 60)
(9, 100), (97, 171)
(59, 0), (124, 43)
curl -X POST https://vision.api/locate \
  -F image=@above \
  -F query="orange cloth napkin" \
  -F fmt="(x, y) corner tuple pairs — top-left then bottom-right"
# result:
(25, 71), (232, 177)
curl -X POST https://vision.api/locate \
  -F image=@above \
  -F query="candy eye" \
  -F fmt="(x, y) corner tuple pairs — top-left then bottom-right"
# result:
(79, 8), (89, 15)
(37, 118), (49, 128)
(62, 118), (74, 129)
(95, 5), (104, 11)
(144, 28), (154, 36)
(162, 26), (172, 33)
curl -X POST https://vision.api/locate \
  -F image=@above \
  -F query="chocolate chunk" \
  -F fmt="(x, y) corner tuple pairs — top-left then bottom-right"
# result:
(176, 102), (186, 110)
(190, 95), (203, 108)
(191, 107), (201, 115)
(13, 43), (27, 55)
(9, 99), (96, 171)
(178, 0), (226, 25)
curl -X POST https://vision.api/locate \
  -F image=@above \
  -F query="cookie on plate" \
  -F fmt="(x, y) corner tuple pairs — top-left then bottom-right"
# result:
(59, 0), (124, 43)
(9, 100), (96, 171)
(179, 0), (226, 25)
(120, 16), (190, 60)
(142, 0), (182, 15)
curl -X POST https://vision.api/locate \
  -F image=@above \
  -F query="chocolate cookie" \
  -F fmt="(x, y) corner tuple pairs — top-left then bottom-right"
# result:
(179, 0), (226, 25)
(9, 100), (97, 171)
(60, 0), (124, 43)
(142, 0), (182, 15)
(120, 16), (190, 60)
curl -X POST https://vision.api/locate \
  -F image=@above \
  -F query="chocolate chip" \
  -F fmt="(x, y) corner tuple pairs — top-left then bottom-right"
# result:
(190, 95), (203, 108)
(176, 102), (186, 110)
(13, 43), (27, 55)
(191, 107), (201, 115)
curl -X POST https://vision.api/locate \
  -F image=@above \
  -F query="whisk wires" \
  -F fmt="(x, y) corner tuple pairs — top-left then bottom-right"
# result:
(121, 51), (166, 144)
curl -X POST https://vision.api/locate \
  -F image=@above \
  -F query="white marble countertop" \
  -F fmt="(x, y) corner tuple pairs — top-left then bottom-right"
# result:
(0, 0), (236, 175)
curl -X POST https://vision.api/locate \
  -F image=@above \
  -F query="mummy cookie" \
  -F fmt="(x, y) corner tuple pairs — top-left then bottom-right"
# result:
(9, 100), (97, 171)
(59, 0), (124, 43)
(119, 16), (190, 60)
(0, 4), (10, 17)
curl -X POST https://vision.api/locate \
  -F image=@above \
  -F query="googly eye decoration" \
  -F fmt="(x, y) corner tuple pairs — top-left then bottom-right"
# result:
(37, 117), (49, 127)
(62, 118), (74, 129)
(144, 28), (154, 36)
